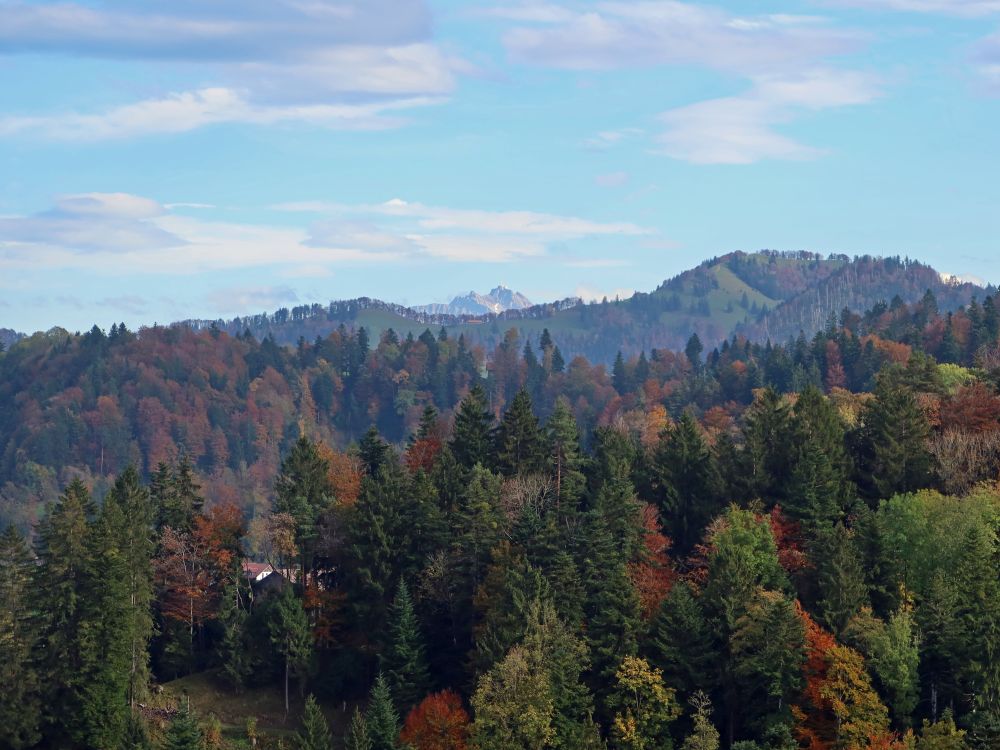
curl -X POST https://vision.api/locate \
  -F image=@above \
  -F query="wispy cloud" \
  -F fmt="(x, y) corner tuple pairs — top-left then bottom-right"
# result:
(656, 69), (882, 164)
(0, 88), (444, 140)
(206, 285), (300, 314)
(497, 2), (859, 74)
(595, 171), (630, 187)
(826, 0), (1000, 16)
(0, 0), (457, 138)
(1, 193), (654, 273)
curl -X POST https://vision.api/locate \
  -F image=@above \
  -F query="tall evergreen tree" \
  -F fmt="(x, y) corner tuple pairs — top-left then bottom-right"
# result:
(295, 695), (333, 750)
(450, 384), (494, 470)
(494, 389), (547, 476)
(345, 708), (374, 750)
(268, 586), (314, 717)
(652, 412), (723, 555)
(163, 705), (204, 750)
(366, 673), (401, 750)
(275, 435), (334, 578)
(813, 523), (869, 637)
(0, 525), (40, 749)
(546, 397), (587, 509)
(382, 580), (432, 712)
(648, 581), (717, 699)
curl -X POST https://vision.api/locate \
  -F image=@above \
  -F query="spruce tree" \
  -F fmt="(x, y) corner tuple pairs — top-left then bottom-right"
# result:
(268, 586), (314, 717)
(163, 705), (204, 750)
(275, 435), (334, 578)
(653, 412), (723, 555)
(382, 580), (432, 712)
(449, 384), (493, 470)
(813, 523), (868, 636)
(648, 581), (717, 698)
(365, 673), (400, 750)
(344, 708), (373, 750)
(494, 389), (546, 476)
(0, 525), (40, 749)
(546, 398), (587, 509)
(102, 465), (156, 707)
(359, 426), (391, 477)
(295, 695), (333, 750)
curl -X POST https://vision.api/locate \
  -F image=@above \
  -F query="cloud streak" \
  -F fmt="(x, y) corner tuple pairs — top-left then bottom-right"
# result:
(655, 69), (882, 164)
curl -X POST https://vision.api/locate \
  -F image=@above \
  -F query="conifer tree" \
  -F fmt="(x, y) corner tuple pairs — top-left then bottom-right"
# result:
(366, 673), (401, 750)
(813, 523), (868, 636)
(268, 585), (314, 717)
(546, 397), (587, 509)
(0, 525), (40, 749)
(382, 580), (432, 712)
(345, 708), (374, 750)
(275, 435), (334, 578)
(295, 695), (333, 750)
(121, 712), (153, 750)
(450, 384), (493, 470)
(163, 705), (204, 750)
(652, 412), (723, 555)
(649, 581), (717, 699)
(740, 388), (795, 504)
(102, 465), (156, 707)
(494, 389), (546, 476)
(31, 480), (96, 747)
(856, 375), (933, 499)
(360, 426), (392, 477)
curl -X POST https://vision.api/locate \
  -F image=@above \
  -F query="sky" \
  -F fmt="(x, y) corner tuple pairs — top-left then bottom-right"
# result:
(1, 0), (999, 334)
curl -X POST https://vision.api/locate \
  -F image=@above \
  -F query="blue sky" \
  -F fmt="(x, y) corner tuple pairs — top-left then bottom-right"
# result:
(1, 0), (999, 333)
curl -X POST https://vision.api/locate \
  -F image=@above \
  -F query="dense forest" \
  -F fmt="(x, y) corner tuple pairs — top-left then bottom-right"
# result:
(174, 253), (987, 362)
(2, 280), (1000, 749)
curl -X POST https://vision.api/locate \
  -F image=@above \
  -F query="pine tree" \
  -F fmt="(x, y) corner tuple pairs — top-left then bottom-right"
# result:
(121, 711), (153, 750)
(294, 695), (332, 750)
(0, 525), (40, 749)
(494, 389), (546, 476)
(546, 397), (587, 509)
(102, 465), (156, 707)
(366, 673), (400, 750)
(740, 388), (795, 505)
(163, 705), (204, 750)
(856, 375), (932, 500)
(275, 435), (334, 578)
(382, 580), (431, 712)
(613, 351), (631, 393)
(359, 426), (392, 477)
(649, 581), (717, 698)
(813, 523), (868, 636)
(268, 586), (314, 717)
(31, 480), (96, 747)
(345, 708), (373, 750)
(652, 412), (723, 555)
(686, 334), (704, 371)
(450, 384), (493, 470)
(216, 577), (253, 691)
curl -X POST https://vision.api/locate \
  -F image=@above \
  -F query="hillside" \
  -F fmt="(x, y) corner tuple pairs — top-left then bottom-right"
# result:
(182, 252), (987, 363)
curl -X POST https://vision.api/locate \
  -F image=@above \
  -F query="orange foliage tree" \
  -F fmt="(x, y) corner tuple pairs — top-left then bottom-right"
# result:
(399, 690), (471, 750)
(628, 503), (676, 619)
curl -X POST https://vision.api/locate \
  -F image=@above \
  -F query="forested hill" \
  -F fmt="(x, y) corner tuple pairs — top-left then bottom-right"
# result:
(2, 278), (1000, 534)
(0, 327), (22, 350)
(180, 252), (987, 362)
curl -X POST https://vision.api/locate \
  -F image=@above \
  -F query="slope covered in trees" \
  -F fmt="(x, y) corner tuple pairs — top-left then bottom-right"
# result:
(178, 252), (986, 363)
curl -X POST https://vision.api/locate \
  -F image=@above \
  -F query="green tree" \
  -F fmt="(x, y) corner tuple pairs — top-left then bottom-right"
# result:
(608, 655), (681, 750)
(494, 390), (547, 476)
(740, 388), (795, 505)
(652, 413), (723, 555)
(845, 607), (920, 728)
(0, 525), (40, 749)
(268, 586), (314, 717)
(917, 709), (967, 749)
(102, 465), (156, 706)
(275, 436), (334, 579)
(813, 523), (868, 636)
(345, 708), (374, 750)
(365, 673), (400, 750)
(472, 644), (555, 750)
(546, 397), (587, 509)
(450, 384), (493, 470)
(682, 693), (720, 750)
(294, 695), (332, 750)
(382, 580), (432, 712)
(856, 375), (933, 500)
(648, 581), (717, 698)
(163, 705), (204, 750)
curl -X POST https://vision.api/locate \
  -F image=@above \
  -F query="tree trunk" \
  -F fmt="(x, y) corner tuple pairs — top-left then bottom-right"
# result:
(284, 654), (290, 719)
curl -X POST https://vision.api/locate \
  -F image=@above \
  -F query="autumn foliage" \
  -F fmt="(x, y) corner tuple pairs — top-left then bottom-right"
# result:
(399, 690), (471, 750)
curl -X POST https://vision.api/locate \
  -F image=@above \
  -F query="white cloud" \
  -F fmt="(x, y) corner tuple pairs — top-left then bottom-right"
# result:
(0, 0), (457, 138)
(206, 285), (300, 313)
(656, 69), (882, 164)
(0, 88), (443, 140)
(828, 0), (1000, 16)
(1, 193), (654, 273)
(498, 1), (858, 74)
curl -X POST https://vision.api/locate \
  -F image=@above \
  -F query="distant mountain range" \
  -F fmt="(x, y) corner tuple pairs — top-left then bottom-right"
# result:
(176, 251), (989, 363)
(0, 329), (22, 350)
(412, 285), (534, 316)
